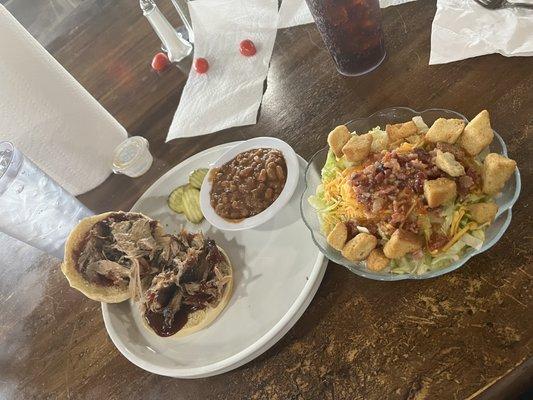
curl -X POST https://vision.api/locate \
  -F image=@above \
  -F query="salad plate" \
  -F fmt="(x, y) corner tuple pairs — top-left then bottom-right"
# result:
(301, 107), (521, 281)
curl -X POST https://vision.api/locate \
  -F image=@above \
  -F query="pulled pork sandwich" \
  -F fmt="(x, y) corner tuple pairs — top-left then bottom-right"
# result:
(131, 231), (232, 338)
(62, 212), (164, 303)
(62, 211), (233, 338)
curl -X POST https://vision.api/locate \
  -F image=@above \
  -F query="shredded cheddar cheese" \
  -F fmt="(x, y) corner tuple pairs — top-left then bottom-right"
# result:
(321, 166), (367, 233)
(431, 221), (478, 255)
(450, 207), (466, 236)
(396, 142), (415, 153)
(440, 222), (478, 253)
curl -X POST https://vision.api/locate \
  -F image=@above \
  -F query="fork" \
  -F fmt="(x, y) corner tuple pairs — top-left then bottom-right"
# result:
(474, 0), (533, 9)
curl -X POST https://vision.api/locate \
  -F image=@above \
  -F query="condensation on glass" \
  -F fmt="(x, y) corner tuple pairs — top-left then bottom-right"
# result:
(305, 0), (386, 76)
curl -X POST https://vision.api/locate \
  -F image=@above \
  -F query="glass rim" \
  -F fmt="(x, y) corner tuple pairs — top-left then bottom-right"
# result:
(0, 141), (23, 196)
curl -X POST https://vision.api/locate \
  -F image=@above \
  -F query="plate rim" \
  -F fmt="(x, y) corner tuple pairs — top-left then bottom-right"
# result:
(101, 141), (326, 378)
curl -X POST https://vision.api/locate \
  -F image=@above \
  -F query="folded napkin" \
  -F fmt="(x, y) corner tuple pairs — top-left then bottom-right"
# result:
(0, 5), (127, 195)
(430, 0), (533, 64)
(166, 0), (278, 140)
(278, 0), (314, 29)
(278, 0), (417, 28)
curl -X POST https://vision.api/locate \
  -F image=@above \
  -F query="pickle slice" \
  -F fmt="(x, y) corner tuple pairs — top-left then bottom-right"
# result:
(182, 186), (203, 224)
(167, 185), (187, 214)
(189, 168), (209, 189)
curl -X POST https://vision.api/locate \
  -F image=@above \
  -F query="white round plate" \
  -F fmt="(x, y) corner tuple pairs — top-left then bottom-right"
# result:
(200, 137), (300, 231)
(101, 142), (327, 378)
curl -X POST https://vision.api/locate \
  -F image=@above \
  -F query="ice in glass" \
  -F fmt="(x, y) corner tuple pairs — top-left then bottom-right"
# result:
(0, 142), (93, 258)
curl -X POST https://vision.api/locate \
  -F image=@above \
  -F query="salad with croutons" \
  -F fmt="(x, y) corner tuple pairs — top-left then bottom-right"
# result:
(309, 110), (517, 275)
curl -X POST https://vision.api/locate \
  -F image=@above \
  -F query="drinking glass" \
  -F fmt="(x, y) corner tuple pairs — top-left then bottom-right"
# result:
(305, 0), (386, 76)
(0, 141), (93, 258)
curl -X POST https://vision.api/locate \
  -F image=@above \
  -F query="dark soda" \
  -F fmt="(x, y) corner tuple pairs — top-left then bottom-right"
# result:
(305, 0), (386, 76)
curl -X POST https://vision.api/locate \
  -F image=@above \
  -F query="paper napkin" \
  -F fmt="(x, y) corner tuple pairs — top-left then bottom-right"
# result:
(0, 5), (127, 195)
(278, 0), (418, 29)
(166, 0), (278, 140)
(430, 0), (533, 64)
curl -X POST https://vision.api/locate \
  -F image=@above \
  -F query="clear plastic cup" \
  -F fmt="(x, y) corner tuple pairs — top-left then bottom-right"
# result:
(0, 141), (93, 258)
(112, 136), (153, 178)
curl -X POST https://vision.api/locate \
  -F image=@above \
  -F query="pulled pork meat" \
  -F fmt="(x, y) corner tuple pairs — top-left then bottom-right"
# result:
(77, 212), (230, 336)
(132, 231), (231, 336)
(76, 212), (161, 288)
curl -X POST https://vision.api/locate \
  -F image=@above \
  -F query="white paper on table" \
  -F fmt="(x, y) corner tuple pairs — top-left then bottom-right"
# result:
(166, 0), (278, 140)
(0, 5), (127, 195)
(430, 0), (533, 65)
(278, 0), (314, 29)
(278, 0), (418, 29)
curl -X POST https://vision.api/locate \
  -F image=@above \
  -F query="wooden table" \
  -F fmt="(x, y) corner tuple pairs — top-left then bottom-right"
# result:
(1, 0), (531, 398)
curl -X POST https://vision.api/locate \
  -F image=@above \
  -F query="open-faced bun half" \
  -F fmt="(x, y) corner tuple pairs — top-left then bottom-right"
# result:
(142, 246), (234, 339)
(61, 211), (164, 303)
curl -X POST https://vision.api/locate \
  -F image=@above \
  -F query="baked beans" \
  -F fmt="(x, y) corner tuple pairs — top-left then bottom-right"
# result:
(210, 148), (287, 220)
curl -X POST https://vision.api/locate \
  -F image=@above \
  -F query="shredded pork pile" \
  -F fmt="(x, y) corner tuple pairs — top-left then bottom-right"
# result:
(77, 213), (160, 288)
(76, 212), (230, 332)
(130, 231), (231, 330)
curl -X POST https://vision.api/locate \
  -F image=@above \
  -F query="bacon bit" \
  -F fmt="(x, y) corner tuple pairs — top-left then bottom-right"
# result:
(428, 232), (448, 251)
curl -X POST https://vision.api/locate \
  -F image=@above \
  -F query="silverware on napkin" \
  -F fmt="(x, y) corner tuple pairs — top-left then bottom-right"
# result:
(474, 0), (533, 9)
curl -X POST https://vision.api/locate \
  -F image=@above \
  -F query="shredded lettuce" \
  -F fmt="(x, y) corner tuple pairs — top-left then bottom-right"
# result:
(308, 184), (325, 209)
(321, 149), (339, 181)
(369, 127), (388, 153)
(391, 239), (471, 275)
(412, 116), (429, 133)
(461, 230), (485, 250)
(440, 202), (456, 234)
(463, 193), (488, 204)
(418, 214), (432, 242)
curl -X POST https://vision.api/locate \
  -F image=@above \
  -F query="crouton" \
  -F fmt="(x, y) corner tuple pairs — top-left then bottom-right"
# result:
(482, 153), (516, 195)
(425, 118), (465, 144)
(327, 125), (352, 157)
(458, 110), (494, 156)
(342, 133), (373, 163)
(423, 178), (457, 208)
(341, 233), (377, 262)
(327, 222), (348, 251)
(467, 202), (498, 224)
(386, 121), (419, 142)
(434, 150), (465, 177)
(366, 248), (390, 271)
(383, 229), (423, 259)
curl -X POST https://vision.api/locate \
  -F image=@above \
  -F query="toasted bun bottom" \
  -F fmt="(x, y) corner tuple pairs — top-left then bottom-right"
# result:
(61, 212), (164, 303)
(142, 246), (234, 339)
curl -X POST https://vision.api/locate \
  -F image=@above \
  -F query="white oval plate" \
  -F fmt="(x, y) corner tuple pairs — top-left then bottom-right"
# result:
(101, 142), (326, 378)
(200, 137), (300, 231)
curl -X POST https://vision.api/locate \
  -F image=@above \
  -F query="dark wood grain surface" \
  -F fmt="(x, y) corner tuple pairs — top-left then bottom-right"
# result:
(0, 0), (531, 399)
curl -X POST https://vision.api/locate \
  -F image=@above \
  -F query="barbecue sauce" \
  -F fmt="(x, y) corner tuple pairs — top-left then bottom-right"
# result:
(144, 307), (190, 337)
(144, 301), (210, 337)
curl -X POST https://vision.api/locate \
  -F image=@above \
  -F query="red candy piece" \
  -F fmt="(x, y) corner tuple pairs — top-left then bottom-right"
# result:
(239, 39), (256, 57)
(151, 52), (170, 72)
(194, 58), (209, 74)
